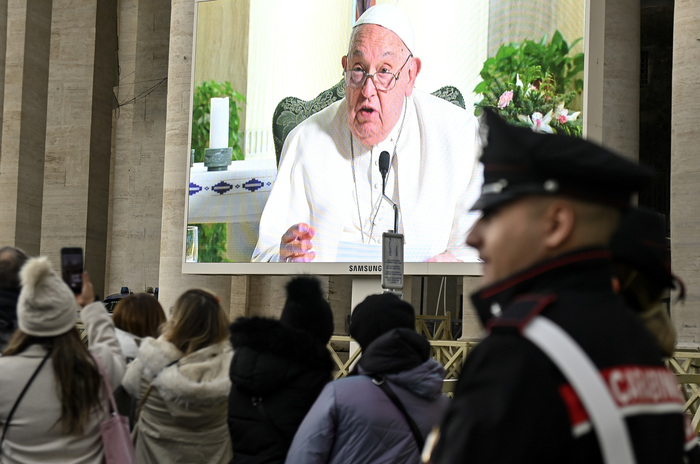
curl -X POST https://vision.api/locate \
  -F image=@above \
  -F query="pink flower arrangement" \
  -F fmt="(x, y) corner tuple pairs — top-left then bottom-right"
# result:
(498, 90), (513, 109)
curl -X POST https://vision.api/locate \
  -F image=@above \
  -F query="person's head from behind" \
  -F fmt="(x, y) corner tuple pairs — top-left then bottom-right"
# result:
(165, 289), (229, 355)
(0, 246), (28, 292)
(467, 109), (654, 288)
(279, 275), (334, 344)
(610, 207), (682, 356)
(342, 4), (422, 147)
(112, 293), (166, 339)
(3, 256), (100, 435)
(349, 292), (415, 351)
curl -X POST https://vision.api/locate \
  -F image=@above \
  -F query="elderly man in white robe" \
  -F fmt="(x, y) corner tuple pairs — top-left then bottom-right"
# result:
(252, 4), (482, 263)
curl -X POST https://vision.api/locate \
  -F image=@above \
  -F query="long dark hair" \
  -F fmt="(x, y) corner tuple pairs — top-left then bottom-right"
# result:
(2, 328), (102, 435)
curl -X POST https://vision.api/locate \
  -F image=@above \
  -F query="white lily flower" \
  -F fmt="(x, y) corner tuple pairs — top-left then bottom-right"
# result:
(553, 103), (581, 124)
(519, 110), (554, 133)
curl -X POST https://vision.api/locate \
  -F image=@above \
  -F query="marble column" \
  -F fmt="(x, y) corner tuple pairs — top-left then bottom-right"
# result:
(670, 0), (700, 345)
(585, 0), (641, 159)
(0, 0), (51, 255)
(106, 0), (169, 297)
(40, 0), (117, 299)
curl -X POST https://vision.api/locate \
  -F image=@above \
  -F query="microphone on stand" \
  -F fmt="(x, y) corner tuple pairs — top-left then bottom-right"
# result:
(378, 151), (399, 233)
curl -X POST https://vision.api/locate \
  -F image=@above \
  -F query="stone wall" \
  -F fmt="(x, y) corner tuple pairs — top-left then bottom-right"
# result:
(670, 0), (700, 345)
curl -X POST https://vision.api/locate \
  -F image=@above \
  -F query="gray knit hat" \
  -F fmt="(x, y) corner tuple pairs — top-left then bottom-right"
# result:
(17, 256), (79, 337)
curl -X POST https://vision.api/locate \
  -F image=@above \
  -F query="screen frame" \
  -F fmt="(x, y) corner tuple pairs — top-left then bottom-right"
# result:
(182, 0), (594, 277)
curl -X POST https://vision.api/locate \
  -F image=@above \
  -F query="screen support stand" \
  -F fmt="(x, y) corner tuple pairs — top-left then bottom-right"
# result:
(348, 276), (384, 368)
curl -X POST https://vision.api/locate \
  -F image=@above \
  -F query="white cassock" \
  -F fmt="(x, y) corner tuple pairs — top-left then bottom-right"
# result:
(252, 88), (483, 262)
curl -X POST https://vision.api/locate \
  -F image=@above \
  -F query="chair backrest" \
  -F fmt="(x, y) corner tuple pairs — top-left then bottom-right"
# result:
(271, 80), (466, 165)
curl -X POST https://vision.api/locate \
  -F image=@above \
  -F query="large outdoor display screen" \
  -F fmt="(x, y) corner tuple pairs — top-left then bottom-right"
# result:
(183, 0), (589, 276)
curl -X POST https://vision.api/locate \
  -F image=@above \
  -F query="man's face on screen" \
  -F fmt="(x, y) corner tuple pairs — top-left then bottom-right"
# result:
(342, 24), (418, 147)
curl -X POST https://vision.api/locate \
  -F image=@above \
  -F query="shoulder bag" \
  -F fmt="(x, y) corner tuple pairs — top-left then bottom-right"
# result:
(371, 374), (425, 451)
(92, 355), (136, 464)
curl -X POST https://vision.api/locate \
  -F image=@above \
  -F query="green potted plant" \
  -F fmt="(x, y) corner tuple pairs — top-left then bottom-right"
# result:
(474, 31), (584, 136)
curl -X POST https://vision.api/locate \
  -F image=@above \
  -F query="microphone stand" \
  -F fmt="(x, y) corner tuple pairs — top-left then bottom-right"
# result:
(378, 151), (404, 294)
(378, 151), (399, 234)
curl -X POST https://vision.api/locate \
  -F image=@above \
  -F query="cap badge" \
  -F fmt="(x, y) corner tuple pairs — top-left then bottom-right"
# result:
(482, 179), (508, 195)
(543, 179), (559, 192)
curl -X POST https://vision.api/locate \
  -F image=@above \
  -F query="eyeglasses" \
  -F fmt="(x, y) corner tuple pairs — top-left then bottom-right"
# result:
(344, 54), (413, 92)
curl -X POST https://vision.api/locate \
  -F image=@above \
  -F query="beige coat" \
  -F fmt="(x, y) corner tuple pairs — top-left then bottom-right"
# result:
(0, 301), (126, 463)
(122, 336), (233, 464)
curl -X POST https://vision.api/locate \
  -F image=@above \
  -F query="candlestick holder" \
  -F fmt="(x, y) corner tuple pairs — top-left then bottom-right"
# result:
(203, 147), (233, 171)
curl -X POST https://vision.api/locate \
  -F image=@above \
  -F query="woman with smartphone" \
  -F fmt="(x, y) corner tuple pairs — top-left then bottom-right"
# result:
(0, 256), (125, 462)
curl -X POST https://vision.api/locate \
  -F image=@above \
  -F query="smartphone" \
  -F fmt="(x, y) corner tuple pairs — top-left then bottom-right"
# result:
(61, 247), (84, 294)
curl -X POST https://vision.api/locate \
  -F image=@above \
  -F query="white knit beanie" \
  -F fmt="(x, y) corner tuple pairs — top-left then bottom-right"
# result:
(17, 256), (79, 337)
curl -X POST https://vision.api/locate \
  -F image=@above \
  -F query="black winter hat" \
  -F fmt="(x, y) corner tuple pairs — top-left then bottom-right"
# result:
(279, 276), (334, 343)
(349, 292), (415, 350)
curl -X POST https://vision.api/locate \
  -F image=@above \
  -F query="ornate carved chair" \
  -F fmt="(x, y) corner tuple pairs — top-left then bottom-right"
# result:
(272, 79), (466, 165)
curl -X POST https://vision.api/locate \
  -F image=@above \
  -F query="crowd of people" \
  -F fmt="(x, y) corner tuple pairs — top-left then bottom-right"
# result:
(1, 3), (699, 464)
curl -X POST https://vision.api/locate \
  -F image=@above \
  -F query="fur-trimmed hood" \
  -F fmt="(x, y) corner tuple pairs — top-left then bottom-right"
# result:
(229, 316), (333, 396)
(127, 335), (233, 405)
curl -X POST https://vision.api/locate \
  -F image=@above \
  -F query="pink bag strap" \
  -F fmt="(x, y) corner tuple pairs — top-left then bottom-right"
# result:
(92, 355), (119, 415)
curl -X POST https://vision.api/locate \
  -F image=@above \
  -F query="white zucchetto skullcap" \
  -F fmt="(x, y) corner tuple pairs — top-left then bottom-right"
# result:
(354, 4), (415, 54)
(17, 256), (79, 337)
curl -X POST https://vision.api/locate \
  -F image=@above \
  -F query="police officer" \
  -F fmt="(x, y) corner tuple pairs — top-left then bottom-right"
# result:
(427, 110), (700, 464)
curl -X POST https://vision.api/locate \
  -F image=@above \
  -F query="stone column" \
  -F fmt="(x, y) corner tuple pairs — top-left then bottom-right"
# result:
(40, 0), (117, 299)
(159, 0), (238, 315)
(106, 0), (169, 297)
(670, 0), (700, 345)
(0, 0), (7, 159)
(0, 0), (52, 255)
(585, 0), (641, 159)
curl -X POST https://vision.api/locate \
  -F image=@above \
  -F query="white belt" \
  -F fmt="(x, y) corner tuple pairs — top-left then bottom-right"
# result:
(523, 316), (636, 464)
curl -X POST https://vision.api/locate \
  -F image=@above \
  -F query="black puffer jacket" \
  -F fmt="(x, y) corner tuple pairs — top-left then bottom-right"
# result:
(0, 289), (19, 351)
(228, 317), (334, 464)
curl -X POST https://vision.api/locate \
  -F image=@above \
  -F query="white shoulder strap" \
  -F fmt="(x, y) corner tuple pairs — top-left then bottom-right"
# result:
(523, 316), (636, 464)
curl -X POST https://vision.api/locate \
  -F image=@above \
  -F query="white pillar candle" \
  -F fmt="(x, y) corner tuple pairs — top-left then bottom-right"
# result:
(209, 97), (230, 148)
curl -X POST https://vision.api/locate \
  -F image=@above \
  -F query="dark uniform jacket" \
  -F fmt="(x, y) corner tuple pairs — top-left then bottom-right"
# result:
(227, 317), (333, 464)
(431, 248), (700, 464)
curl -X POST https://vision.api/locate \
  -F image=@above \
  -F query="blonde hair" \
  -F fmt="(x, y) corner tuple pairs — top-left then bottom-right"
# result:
(163, 289), (229, 356)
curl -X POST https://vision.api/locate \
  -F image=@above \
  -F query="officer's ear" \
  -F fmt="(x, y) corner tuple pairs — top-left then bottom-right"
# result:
(541, 199), (576, 250)
(611, 276), (621, 293)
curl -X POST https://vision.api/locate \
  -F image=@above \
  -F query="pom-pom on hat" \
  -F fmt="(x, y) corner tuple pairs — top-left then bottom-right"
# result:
(279, 276), (334, 343)
(349, 292), (416, 350)
(354, 4), (415, 53)
(17, 256), (79, 337)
